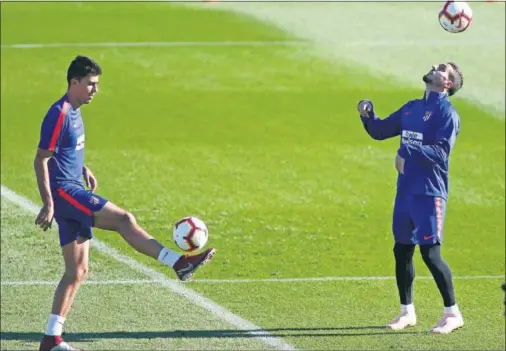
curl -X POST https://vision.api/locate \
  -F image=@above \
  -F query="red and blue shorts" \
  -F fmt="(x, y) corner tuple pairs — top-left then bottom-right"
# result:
(52, 184), (108, 247)
(392, 193), (447, 246)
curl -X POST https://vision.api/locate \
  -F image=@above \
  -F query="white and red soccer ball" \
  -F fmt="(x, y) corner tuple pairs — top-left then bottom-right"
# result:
(438, 1), (473, 33)
(173, 216), (209, 252)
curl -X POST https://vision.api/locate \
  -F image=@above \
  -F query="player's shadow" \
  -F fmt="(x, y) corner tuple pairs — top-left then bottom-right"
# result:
(1, 326), (421, 342)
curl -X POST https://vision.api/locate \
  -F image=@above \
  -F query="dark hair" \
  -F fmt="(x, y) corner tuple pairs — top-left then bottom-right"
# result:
(447, 62), (463, 96)
(67, 55), (102, 86)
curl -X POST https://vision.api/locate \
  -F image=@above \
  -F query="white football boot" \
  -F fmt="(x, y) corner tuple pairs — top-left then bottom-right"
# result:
(49, 341), (81, 351)
(430, 313), (464, 334)
(388, 305), (417, 330)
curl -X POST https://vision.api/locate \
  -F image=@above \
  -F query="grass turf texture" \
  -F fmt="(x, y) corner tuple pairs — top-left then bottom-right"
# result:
(1, 2), (504, 350)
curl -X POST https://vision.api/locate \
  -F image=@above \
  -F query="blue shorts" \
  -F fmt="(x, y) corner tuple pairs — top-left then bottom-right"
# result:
(52, 184), (108, 247)
(392, 193), (447, 246)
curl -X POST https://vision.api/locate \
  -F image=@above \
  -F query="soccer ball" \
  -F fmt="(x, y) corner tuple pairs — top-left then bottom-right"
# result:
(438, 1), (473, 33)
(173, 216), (209, 252)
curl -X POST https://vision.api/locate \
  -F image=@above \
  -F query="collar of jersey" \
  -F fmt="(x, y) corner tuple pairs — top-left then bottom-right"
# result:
(422, 91), (448, 105)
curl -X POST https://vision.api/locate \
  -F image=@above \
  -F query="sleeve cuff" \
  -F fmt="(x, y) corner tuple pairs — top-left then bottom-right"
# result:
(360, 112), (376, 122)
(398, 145), (409, 159)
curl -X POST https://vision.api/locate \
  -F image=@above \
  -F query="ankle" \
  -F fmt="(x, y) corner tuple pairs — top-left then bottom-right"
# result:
(46, 314), (65, 336)
(401, 304), (415, 315)
(444, 304), (460, 315)
(158, 247), (182, 268)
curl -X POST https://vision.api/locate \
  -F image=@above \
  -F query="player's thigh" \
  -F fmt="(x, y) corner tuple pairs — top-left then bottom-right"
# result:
(54, 186), (108, 227)
(410, 195), (447, 245)
(54, 187), (107, 246)
(61, 236), (90, 279)
(93, 201), (135, 232)
(55, 218), (94, 248)
(392, 193), (414, 245)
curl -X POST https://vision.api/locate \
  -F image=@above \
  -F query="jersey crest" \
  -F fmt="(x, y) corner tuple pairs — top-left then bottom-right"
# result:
(423, 111), (433, 122)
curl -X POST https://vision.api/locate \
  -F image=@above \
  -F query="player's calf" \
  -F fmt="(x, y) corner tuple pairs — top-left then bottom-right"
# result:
(93, 201), (215, 280)
(41, 239), (89, 351)
(94, 202), (167, 260)
(393, 243), (416, 305)
(49, 238), (90, 317)
(388, 242), (417, 330)
(420, 244), (456, 308)
(420, 244), (464, 333)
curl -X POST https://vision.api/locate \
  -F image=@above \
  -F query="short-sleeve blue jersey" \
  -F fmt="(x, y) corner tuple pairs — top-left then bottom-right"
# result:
(360, 91), (460, 200)
(38, 94), (86, 190)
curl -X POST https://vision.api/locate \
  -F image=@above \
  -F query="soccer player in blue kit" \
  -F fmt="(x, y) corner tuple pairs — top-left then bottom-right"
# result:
(357, 62), (464, 334)
(35, 55), (216, 351)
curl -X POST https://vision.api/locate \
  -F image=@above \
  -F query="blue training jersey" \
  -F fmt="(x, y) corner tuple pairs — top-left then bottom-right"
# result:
(360, 91), (460, 200)
(38, 94), (86, 190)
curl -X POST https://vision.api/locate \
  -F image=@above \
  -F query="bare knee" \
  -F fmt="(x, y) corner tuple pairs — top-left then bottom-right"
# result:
(94, 202), (140, 232)
(65, 265), (88, 284)
(119, 211), (137, 228)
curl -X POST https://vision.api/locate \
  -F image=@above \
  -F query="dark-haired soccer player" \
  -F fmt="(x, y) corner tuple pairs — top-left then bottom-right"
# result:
(357, 62), (464, 334)
(35, 55), (216, 351)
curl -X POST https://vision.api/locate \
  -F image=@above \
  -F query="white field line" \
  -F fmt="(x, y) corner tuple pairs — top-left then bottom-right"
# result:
(1, 279), (154, 286)
(0, 185), (295, 351)
(0, 41), (308, 49)
(190, 275), (506, 283)
(1, 39), (504, 50)
(1, 275), (504, 287)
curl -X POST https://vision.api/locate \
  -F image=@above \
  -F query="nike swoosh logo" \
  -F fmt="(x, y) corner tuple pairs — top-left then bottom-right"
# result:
(177, 263), (193, 274)
(424, 235), (435, 240)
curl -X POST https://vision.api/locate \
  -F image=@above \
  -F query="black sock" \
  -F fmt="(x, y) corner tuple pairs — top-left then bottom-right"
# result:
(393, 243), (416, 305)
(420, 244), (456, 307)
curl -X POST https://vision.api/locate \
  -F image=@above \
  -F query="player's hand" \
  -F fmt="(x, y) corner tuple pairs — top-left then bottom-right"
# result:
(395, 153), (405, 174)
(35, 203), (54, 231)
(83, 166), (98, 192)
(357, 100), (374, 118)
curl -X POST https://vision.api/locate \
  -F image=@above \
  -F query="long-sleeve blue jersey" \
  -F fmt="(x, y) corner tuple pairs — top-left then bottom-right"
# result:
(360, 91), (460, 200)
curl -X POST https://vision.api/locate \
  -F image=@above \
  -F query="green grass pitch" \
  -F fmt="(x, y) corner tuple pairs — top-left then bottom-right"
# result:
(1, 2), (504, 350)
